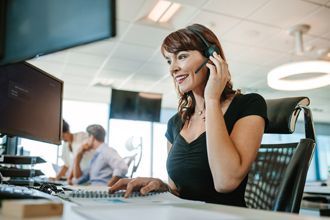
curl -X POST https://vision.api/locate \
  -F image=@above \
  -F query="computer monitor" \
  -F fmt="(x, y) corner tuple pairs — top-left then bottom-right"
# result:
(110, 89), (162, 122)
(0, 62), (63, 154)
(0, 0), (116, 65)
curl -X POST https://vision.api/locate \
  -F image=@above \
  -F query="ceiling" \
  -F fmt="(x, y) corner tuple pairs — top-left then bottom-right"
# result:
(27, 0), (330, 123)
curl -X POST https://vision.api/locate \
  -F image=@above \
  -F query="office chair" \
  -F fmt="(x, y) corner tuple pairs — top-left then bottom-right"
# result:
(244, 97), (316, 213)
(123, 153), (138, 178)
(124, 137), (143, 178)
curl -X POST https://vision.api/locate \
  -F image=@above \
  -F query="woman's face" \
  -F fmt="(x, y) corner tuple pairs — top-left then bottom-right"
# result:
(163, 50), (208, 94)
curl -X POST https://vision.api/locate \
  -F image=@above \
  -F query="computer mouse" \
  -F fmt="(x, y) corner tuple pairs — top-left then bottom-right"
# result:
(321, 182), (327, 186)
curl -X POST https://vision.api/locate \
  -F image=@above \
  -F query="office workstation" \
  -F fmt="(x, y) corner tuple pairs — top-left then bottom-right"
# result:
(1, 0), (330, 219)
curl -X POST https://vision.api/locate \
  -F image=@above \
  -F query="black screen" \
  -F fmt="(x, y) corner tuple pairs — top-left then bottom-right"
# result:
(0, 62), (63, 145)
(110, 89), (162, 122)
(0, 0), (116, 65)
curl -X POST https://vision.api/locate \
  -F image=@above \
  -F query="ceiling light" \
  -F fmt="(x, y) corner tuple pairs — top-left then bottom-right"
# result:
(159, 3), (180, 22)
(267, 24), (330, 91)
(148, 1), (181, 23)
(267, 61), (330, 91)
(289, 24), (310, 56)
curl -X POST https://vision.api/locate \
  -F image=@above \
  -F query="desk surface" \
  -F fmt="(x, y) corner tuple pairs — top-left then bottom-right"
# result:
(304, 186), (330, 195)
(1, 184), (329, 220)
(301, 184), (330, 217)
(1, 199), (329, 220)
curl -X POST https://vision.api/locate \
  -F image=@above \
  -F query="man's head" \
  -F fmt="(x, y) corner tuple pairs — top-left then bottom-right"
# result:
(86, 124), (106, 144)
(62, 119), (72, 142)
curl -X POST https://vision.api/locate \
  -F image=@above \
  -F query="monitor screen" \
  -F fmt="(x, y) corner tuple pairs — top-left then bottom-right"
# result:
(110, 89), (162, 122)
(0, 62), (63, 145)
(0, 0), (116, 65)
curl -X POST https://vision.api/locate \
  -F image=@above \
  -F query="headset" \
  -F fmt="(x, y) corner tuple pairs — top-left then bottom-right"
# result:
(187, 27), (220, 74)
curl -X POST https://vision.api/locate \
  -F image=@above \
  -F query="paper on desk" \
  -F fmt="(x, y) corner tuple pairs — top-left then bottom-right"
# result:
(72, 204), (243, 220)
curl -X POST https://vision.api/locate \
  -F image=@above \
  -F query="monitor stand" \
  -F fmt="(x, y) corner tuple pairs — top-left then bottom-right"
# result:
(1, 135), (18, 155)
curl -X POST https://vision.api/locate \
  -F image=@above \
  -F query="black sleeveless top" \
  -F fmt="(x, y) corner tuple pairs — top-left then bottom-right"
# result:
(165, 93), (268, 207)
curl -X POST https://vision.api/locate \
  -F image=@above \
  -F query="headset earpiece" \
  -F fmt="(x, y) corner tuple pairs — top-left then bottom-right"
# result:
(204, 44), (220, 58)
(188, 27), (220, 58)
(187, 27), (221, 74)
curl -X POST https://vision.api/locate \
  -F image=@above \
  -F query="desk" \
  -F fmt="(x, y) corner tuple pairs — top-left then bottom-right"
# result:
(301, 185), (330, 217)
(305, 186), (330, 195)
(1, 199), (328, 220)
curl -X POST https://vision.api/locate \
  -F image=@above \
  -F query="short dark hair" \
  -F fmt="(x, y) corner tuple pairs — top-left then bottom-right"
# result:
(86, 124), (106, 142)
(62, 120), (70, 133)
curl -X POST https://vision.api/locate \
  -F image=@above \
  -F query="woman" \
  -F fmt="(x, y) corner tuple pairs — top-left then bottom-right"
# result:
(110, 24), (268, 207)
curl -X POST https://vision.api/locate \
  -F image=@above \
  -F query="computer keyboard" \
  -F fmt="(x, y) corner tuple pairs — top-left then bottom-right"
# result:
(0, 184), (53, 201)
(4, 178), (64, 186)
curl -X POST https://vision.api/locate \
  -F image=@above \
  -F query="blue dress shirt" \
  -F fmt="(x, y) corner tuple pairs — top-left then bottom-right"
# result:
(76, 143), (128, 185)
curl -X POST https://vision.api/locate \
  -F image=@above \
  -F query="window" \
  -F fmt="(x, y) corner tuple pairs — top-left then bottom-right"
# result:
(108, 119), (152, 177)
(21, 99), (109, 177)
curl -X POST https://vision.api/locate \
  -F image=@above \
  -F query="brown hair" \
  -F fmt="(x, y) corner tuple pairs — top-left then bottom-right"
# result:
(161, 24), (237, 122)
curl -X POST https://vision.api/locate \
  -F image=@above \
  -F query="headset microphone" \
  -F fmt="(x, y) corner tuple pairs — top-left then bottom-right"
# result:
(195, 58), (209, 74)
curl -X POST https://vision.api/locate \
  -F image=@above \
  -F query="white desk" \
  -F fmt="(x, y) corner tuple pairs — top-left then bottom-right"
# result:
(1, 199), (328, 220)
(304, 186), (330, 195)
(300, 185), (330, 217)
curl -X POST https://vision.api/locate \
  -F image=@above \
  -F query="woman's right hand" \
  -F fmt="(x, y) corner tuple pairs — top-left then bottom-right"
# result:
(109, 177), (169, 198)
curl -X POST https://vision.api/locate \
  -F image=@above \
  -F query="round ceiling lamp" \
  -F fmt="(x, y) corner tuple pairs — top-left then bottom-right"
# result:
(267, 60), (330, 91)
(267, 24), (330, 91)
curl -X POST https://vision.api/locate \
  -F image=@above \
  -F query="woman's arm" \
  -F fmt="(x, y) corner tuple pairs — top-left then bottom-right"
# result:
(110, 142), (180, 197)
(73, 150), (84, 179)
(167, 142), (179, 196)
(55, 165), (68, 180)
(204, 52), (265, 193)
(205, 99), (264, 192)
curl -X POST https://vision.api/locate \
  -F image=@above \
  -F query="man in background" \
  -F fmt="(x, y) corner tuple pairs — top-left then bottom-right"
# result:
(54, 120), (94, 184)
(72, 124), (128, 186)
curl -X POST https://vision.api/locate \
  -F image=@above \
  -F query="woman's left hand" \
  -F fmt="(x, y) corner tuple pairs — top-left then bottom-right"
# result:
(204, 51), (230, 102)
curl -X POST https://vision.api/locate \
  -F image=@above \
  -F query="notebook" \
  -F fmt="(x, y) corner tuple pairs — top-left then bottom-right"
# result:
(58, 186), (200, 206)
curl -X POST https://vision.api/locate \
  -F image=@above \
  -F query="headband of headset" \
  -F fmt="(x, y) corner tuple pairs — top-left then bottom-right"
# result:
(187, 27), (220, 57)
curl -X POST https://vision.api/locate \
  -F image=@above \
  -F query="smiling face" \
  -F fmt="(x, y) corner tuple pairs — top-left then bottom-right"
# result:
(161, 24), (235, 121)
(164, 50), (208, 94)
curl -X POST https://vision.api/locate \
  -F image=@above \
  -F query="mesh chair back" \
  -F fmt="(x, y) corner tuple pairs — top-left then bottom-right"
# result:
(244, 97), (316, 213)
(245, 143), (297, 210)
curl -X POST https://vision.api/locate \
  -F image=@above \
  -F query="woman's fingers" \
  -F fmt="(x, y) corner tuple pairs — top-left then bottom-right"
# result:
(209, 52), (226, 74)
(205, 63), (216, 74)
(109, 178), (130, 192)
(209, 52), (229, 83)
(140, 180), (161, 195)
(124, 179), (139, 198)
(109, 177), (165, 198)
(124, 177), (149, 198)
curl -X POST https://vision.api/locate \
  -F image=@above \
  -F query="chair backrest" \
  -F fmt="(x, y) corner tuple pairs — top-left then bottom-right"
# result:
(123, 153), (138, 178)
(244, 97), (316, 213)
(123, 136), (143, 178)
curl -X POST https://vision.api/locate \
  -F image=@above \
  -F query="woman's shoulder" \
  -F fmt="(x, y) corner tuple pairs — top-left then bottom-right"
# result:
(235, 92), (266, 106)
(168, 112), (181, 125)
(233, 93), (268, 124)
(231, 92), (267, 117)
